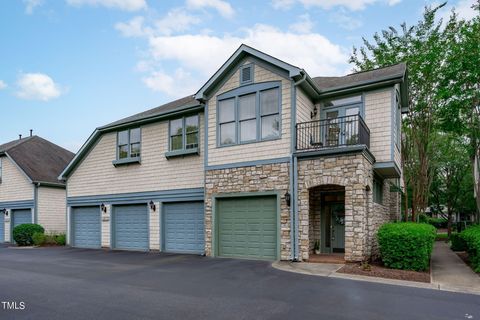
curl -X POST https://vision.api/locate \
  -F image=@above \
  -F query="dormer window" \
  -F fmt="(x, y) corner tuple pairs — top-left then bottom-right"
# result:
(240, 64), (253, 85)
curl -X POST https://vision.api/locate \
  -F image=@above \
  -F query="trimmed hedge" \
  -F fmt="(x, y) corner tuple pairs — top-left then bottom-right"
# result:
(378, 222), (436, 271)
(418, 214), (448, 228)
(32, 232), (66, 246)
(460, 225), (480, 272)
(13, 224), (44, 246)
(450, 233), (466, 251)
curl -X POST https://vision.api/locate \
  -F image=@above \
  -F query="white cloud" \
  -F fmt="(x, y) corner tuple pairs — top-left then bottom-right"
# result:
(289, 14), (314, 33)
(186, 0), (235, 18)
(0, 80), (7, 90)
(115, 9), (202, 38)
(142, 68), (201, 97)
(451, 0), (477, 20)
(142, 24), (348, 97)
(115, 16), (151, 37)
(154, 8), (202, 35)
(271, 0), (401, 11)
(330, 9), (363, 30)
(15, 73), (63, 101)
(23, 0), (43, 14)
(66, 0), (147, 11)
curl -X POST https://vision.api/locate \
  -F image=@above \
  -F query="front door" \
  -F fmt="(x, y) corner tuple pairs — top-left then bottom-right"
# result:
(321, 202), (345, 253)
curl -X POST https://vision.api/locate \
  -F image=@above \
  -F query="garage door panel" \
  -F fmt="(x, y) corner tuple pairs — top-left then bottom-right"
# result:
(12, 209), (32, 228)
(113, 205), (149, 251)
(164, 202), (204, 254)
(72, 207), (101, 249)
(217, 196), (277, 260)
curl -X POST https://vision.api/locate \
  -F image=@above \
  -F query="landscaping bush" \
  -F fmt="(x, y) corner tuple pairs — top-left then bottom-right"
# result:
(459, 225), (480, 272)
(450, 232), (466, 251)
(12, 224), (45, 246)
(32, 232), (46, 246)
(428, 218), (448, 229)
(377, 222), (436, 271)
(54, 233), (66, 246)
(435, 233), (448, 241)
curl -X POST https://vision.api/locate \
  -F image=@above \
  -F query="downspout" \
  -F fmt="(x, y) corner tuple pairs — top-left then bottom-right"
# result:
(289, 72), (307, 262)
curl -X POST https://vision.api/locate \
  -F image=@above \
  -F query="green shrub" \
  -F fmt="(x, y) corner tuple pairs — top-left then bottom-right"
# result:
(43, 234), (57, 245)
(428, 218), (448, 229)
(418, 214), (429, 224)
(378, 222), (436, 271)
(54, 234), (66, 246)
(460, 225), (480, 272)
(12, 224), (45, 246)
(32, 232), (46, 246)
(450, 233), (466, 251)
(435, 233), (448, 241)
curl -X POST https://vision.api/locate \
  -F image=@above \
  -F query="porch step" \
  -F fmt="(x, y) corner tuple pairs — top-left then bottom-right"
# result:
(306, 254), (346, 264)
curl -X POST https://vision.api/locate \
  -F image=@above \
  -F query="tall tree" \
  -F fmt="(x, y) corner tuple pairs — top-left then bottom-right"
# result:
(437, 3), (480, 221)
(349, 4), (447, 220)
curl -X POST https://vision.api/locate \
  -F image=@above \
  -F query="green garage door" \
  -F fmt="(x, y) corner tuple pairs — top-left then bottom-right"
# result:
(217, 196), (277, 260)
(113, 204), (149, 251)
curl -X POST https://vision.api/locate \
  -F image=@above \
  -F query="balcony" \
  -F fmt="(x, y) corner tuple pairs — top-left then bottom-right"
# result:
(296, 114), (370, 152)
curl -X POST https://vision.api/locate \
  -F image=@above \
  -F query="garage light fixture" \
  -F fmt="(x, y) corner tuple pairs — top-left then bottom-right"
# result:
(100, 203), (107, 213)
(1, 208), (8, 216)
(149, 201), (156, 212)
(284, 192), (291, 207)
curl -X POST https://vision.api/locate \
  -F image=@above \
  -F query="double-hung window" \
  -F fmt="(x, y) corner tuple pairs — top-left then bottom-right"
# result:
(167, 115), (199, 157)
(117, 128), (141, 160)
(217, 81), (281, 146)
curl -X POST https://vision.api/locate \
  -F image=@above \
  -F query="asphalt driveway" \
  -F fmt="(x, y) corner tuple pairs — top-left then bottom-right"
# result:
(0, 247), (478, 320)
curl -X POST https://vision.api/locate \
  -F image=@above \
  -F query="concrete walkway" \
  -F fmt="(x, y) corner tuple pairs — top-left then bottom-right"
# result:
(431, 241), (480, 295)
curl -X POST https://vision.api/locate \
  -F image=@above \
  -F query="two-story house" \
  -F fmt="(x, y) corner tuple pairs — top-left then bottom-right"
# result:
(59, 45), (408, 262)
(0, 134), (74, 243)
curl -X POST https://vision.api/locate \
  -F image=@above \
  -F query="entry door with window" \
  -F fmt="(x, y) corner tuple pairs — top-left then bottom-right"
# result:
(322, 203), (345, 253)
(321, 106), (360, 147)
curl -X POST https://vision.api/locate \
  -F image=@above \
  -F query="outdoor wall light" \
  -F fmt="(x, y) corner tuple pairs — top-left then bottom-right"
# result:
(149, 201), (156, 212)
(310, 106), (318, 119)
(1, 209), (8, 217)
(284, 192), (291, 207)
(365, 185), (371, 192)
(100, 203), (107, 213)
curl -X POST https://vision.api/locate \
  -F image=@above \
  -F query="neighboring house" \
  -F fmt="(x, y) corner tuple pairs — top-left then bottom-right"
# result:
(0, 135), (74, 243)
(60, 45), (408, 262)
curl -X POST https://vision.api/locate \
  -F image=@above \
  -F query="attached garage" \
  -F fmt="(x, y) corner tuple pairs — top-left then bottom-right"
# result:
(112, 204), (149, 251)
(216, 196), (278, 260)
(12, 209), (32, 229)
(71, 206), (101, 248)
(163, 202), (204, 254)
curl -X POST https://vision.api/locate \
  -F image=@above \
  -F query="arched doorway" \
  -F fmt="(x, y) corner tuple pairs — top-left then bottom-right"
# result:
(309, 184), (345, 261)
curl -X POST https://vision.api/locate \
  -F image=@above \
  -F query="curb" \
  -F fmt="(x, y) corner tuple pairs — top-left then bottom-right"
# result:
(272, 262), (480, 296)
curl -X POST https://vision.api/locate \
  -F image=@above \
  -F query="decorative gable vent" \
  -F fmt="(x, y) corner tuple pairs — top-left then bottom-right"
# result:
(240, 64), (253, 85)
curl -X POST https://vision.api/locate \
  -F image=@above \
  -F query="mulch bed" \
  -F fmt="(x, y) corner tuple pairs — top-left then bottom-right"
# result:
(456, 252), (480, 275)
(337, 262), (430, 283)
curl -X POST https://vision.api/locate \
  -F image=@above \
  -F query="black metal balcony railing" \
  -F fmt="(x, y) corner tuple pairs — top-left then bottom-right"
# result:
(296, 114), (370, 152)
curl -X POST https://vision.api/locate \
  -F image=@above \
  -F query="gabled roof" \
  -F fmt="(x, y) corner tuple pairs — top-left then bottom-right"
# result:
(0, 136), (74, 186)
(59, 96), (203, 180)
(195, 44), (303, 101)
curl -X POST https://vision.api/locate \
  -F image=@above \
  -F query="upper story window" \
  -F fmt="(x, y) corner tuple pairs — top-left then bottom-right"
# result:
(0, 157), (2, 184)
(240, 64), (253, 85)
(169, 115), (199, 152)
(117, 128), (141, 160)
(217, 81), (281, 147)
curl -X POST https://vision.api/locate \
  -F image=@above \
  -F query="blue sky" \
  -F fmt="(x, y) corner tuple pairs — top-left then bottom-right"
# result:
(0, 0), (476, 152)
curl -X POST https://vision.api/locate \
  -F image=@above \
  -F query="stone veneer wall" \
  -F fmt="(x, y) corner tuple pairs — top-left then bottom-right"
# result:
(297, 153), (373, 262)
(204, 162), (291, 260)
